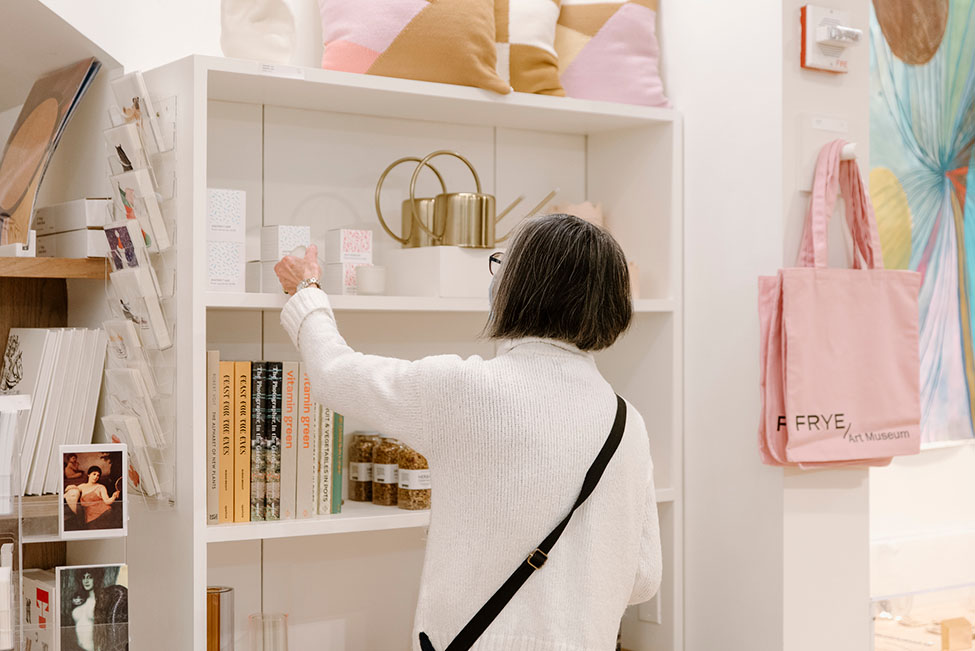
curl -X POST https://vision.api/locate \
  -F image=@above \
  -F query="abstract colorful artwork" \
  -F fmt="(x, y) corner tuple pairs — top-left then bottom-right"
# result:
(870, 0), (975, 443)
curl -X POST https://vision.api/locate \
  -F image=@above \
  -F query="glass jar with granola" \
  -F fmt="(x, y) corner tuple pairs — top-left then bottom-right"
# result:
(348, 432), (379, 502)
(397, 445), (431, 510)
(372, 434), (401, 506)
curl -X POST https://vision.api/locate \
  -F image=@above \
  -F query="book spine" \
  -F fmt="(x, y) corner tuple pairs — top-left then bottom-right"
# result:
(218, 361), (234, 523)
(331, 412), (344, 514)
(233, 361), (251, 522)
(265, 362), (283, 520)
(311, 403), (321, 515)
(317, 406), (332, 516)
(280, 362), (299, 520)
(296, 367), (314, 519)
(249, 362), (266, 522)
(206, 350), (220, 524)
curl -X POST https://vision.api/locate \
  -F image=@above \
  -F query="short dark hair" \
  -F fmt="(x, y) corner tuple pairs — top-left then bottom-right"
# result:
(487, 214), (632, 351)
(87, 466), (102, 476)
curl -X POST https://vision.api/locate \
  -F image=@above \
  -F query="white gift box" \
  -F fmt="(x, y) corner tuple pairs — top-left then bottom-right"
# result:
(32, 199), (111, 235)
(325, 228), (372, 264)
(261, 225), (311, 261)
(385, 246), (495, 298)
(37, 230), (108, 258)
(324, 262), (371, 295)
(207, 188), (246, 292)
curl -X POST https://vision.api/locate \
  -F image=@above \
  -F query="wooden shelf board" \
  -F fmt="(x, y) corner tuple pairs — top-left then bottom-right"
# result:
(202, 56), (677, 135)
(0, 257), (106, 279)
(205, 292), (675, 314)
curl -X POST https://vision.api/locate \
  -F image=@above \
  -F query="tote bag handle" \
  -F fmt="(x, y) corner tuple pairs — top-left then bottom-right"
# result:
(797, 139), (884, 271)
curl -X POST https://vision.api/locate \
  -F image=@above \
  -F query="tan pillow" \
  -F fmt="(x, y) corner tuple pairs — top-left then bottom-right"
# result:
(320, 0), (510, 95)
(496, 0), (565, 95)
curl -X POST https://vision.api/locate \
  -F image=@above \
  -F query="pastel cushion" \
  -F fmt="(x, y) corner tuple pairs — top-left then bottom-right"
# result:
(496, 0), (565, 96)
(319, 0), (510, 94)
(555, 0), (669, 106)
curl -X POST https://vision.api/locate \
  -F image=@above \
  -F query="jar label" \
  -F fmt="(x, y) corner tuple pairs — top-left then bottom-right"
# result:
(398, 469), (431, 490)
(350, 462), (372, 482)
(374, 463), (398, 484)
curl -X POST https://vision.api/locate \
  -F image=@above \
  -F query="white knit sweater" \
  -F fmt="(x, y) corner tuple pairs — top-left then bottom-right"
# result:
(281, 288), (662, 651)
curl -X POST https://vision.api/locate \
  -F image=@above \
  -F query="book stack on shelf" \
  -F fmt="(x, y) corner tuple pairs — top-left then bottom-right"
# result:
(206, 353), (344, 525)
(0, 328), (107, 496)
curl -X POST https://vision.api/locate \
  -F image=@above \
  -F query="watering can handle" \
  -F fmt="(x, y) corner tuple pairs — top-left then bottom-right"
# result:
(375, 157), (446, 245)
(409, 151), (484, 240)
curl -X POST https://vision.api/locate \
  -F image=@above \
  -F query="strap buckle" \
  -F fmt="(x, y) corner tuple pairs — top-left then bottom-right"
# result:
(526, 548), (548, 570)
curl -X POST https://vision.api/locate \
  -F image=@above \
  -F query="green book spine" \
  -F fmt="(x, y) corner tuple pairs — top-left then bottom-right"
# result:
(249, 362), (266, 522)
(331, 412), (344, 514)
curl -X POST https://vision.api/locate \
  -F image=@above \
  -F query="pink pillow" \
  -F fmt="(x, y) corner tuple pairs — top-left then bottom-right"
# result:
(319, 0), (510, 94)
(555, 0), (670, 107)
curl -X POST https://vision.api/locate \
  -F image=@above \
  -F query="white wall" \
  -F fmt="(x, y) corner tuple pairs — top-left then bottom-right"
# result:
(660, 2), (787, 649)
(780, 1), (873, 650)
(667, 0), (873, 648)
(871, 444), (975, 597)
(37, 0), (323, 72)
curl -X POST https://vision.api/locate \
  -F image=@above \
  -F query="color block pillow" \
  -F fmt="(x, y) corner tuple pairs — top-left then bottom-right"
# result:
(555, 0), (669, 106)
(319, 0), (510, 95)
(496, 0), (565, 96)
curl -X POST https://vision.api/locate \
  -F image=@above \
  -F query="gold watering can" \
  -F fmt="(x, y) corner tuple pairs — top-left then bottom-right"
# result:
(376, 150), (553, 249)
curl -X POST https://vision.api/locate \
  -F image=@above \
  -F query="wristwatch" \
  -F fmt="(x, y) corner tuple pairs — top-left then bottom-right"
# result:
(296, 277), (321, 292)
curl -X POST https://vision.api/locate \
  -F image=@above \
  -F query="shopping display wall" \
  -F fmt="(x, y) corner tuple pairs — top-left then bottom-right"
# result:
(10, 0), (974, 648)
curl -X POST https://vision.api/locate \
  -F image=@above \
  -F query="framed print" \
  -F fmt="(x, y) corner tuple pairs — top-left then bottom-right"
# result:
(60, 444), (127, 540)
(57, 563), (128, 651)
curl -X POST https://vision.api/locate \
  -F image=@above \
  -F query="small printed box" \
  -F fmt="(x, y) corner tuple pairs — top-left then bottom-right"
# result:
(207, 189), (246, 240)
(245, 261), (280, 293)
(324, 262), (371, 295)
(207, 189), (246, 292)
(325, 228), (372, 264)
(38, 230), (108, 258)
(32, 199), (111, 235)
(261, 225), (311, 261)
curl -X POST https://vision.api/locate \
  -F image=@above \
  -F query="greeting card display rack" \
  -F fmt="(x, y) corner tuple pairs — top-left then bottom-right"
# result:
(99, 88), (180, 512)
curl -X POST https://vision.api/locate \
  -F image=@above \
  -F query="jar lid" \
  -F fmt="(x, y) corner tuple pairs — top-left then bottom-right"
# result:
(379, 433), (399, 441)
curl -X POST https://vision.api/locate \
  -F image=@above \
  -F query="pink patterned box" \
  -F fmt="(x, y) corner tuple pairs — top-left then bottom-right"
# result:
(325, 228), (372, 264)
(324, 262), (371, 295)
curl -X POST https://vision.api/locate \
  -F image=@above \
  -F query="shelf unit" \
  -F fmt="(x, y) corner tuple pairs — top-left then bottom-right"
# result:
(205, 291), (677, 313)
(129, 55), (683, 651)
(205, 488), (678, 545)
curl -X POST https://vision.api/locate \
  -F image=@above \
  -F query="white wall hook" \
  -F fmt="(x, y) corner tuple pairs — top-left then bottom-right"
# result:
(840, 142), (856, 160)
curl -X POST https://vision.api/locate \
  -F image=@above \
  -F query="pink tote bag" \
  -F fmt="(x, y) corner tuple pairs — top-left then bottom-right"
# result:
(758, 140), (921, 466)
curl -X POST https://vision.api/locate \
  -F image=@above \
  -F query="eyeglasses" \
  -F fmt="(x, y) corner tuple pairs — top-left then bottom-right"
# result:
(489, 251), (504, 276)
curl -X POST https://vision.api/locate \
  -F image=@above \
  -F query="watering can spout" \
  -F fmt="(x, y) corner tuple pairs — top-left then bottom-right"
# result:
(495, 189), (559, 243)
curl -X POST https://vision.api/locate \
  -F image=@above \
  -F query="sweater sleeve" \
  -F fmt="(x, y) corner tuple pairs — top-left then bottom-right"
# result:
(628, 467), (663, 605)
(280, 287), (429, 452)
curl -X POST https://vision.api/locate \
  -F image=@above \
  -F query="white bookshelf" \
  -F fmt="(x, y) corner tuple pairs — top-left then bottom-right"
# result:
(205, 291), (677, 314)
(132, 55), (683, 651)
(205, 488), (678, 545)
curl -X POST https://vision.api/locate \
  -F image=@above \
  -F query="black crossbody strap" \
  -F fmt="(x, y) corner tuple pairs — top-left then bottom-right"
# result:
(420, 395), (627, 651)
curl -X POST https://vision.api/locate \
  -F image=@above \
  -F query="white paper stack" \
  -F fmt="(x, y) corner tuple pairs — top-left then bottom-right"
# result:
(0, 328), (108, 495)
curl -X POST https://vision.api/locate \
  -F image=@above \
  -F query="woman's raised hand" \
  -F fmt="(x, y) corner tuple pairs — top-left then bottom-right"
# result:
(274, 244), (322, 295)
